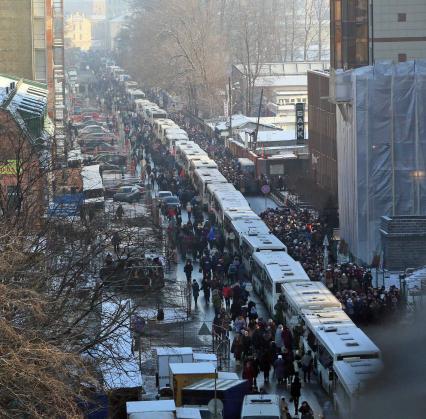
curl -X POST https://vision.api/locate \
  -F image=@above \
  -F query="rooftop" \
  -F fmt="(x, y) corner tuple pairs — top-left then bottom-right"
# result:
(0, 74), (51, 143)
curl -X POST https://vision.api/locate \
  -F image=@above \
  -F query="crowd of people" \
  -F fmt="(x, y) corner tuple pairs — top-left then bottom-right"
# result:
(90, 65), (406, 418)
(260, 207), (403, 323)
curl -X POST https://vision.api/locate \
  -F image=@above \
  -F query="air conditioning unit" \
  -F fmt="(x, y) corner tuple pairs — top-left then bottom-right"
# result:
(329, 68), (352, 103)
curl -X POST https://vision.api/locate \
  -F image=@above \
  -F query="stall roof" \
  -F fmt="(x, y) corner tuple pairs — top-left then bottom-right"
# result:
(183, 378), (247, 391)
(127, 400), (176, 414)
(155, 347), (193, 356)
(169, 362), (216, 375)
(81, 164), (102, 190)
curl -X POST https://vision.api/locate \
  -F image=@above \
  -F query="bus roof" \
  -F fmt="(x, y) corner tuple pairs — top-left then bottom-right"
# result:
(334, 358), (383, 395)
(281, 281), (342, 312)
(224, 209), (259, 222)
(231, 217), (269, 237)
(316, 325), (381, 359)
(81, 164), (102, 191)
(252, 252), (310, 283)
(301, 308), (353, 331)
(207, 182), (236, 195)
(190, 158), (218, 169)
(193, 168), (228, 184)
(242, 233), (287, 252)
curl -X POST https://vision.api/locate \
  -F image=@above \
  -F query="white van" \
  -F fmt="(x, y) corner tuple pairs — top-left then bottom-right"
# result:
(241, 394), (281, 419)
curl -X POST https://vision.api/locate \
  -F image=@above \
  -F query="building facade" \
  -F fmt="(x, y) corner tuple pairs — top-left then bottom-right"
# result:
(336, 61), (426, 264)
(0, 75), (53, 222)
(307, 70), (338, 205)
(0, 1), (66, 158)
(65, 12), (92, 51)
(330, 0), (426, 69)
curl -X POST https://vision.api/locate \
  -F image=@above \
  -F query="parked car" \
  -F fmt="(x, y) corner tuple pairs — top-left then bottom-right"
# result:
(158, 191), (173, 203)
(113, 186), (142, 203)
(162, 195), (181, 211)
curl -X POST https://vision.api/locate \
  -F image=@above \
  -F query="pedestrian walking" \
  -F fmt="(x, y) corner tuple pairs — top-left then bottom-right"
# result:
(115, 203), (124, 221)
(290, 376), (302, 416)
(186, 201), (192, 221)
(273, 355), (285, 384)
(184, 260), (193, 282)
(192, 279), (200, 306)
(111, 232), (121, 254)
(201, 278), (210, 304)
(301, 350), (313, 383)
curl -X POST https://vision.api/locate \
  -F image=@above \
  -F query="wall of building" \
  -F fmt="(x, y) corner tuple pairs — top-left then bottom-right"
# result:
(0, 1), (33, 79)
(372, 0), (426, 62)
(307, 71), (338, 203)
(65, 13), (92, 51)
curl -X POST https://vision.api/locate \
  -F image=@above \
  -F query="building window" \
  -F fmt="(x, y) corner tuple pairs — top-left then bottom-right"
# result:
(398, 53), (407, 62)
(398, 13), (406, 22)
(285, 99), (290, 104)
(291, 99), (295, 103)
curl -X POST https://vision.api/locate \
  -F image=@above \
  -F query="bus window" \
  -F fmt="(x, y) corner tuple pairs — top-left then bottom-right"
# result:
(318, 343), (333, 369)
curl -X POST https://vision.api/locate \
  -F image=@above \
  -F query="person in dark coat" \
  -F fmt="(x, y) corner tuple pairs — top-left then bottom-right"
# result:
(184, 260), (193, 282)
(281, 325), (293, 352)
(242, 357), (259, 389)
(299, 401), (314, 419)
(290, 376), (302, 416)
(192, 279), (200, 306)
(259, 350), (272, 383)
(273, 355), (285, 384)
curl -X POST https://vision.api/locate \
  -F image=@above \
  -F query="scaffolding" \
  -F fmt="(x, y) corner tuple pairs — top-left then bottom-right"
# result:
(336, 60), (426, 264)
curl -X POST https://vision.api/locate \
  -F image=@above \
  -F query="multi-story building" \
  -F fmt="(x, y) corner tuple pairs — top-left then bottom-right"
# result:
(231, 62), (327, 130)
(0, 75), (52, 223)
(308, 0), (426, 229)
(0, 1), (66, 158)
(65, 12), (92, 51)
(330, 0), (426, 69)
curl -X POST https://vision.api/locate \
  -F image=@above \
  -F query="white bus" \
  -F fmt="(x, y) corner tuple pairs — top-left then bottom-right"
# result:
(241, 394), (281, 419)
(205, 183), (237, 212)
(189, 157), (218, 178)
(333, 358), (383, 419)
(146, 107), (168, 123)
(181, 150), (208, 173)
(81, 164), (104, 210)
(240, 233), (287, 273)
(212, 190), (251, 224)
(129, 88), (145, 101)
(230, 217), (270, 247)
(153, 119), (177, 140)
(281, 281), (342, 327)
(251, 251), (310, 315)
(192, 168), (228, 204)
(313, 324), (381, 394)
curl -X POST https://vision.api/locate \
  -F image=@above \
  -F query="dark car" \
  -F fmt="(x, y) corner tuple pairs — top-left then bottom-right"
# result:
(162, 195), (181, 211)
(113, 186), (142, 203)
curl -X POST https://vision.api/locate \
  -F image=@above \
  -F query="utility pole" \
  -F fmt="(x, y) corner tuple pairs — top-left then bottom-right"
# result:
(252, 88), (263, 151)
(228, 77), (232, 139)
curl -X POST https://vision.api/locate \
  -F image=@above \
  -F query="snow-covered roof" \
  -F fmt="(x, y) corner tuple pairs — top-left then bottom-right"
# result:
(155, 347), (193, 356)
(127, 400), (176, 414)
(169, 362), (216, 375)
(255, 74), (307, 88)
